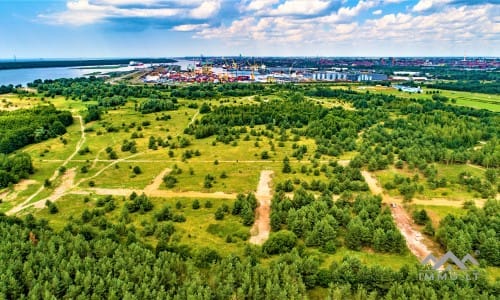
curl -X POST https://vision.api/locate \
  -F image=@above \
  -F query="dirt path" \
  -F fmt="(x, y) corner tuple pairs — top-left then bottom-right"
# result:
(361, 171), (384, 195)
(0, 179), (37, 202)
(361, 170), (437, 262)
(33, 168), (76, 209)
(7, 115), (85, 215)
(188, 111), (199, 126)
(71, 188), (237, 199)
(76, 152), (142, 186)
(144, 168), (171, 193)
(249, 170), (274, 245)
(91, 148), (106, 169)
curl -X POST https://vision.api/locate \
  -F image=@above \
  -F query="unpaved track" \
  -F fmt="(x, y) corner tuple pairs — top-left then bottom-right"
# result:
(0, 180), (37, 202)
(249, 170), (274, 245)
(7, 115), (84, 215)
(71, 188), (237, 199)
(144, 168), (171, 193)
(361, 170), (437, 262)
(33, 168), (76, 209)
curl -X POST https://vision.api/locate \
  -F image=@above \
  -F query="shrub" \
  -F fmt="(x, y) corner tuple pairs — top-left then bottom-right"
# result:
(263, 230), (297, 255)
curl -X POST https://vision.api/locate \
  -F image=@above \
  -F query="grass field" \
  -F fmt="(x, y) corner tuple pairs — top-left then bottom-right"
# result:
(355, 85), (500, 112)
(374, 163), (486, 202)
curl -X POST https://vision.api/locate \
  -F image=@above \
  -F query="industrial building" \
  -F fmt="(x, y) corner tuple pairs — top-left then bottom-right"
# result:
(312, 71), (387, 82)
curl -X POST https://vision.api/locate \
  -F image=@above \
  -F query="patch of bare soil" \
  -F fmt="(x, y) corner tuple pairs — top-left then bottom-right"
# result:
(391, 205), (435, 261)
(361, 170), (384, 196)
(33, 168), (76, 208)
(0, 180), (37, 201)
(249, 170), (274, 245)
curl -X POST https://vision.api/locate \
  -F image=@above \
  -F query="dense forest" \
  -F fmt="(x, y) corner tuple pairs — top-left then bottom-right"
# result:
(1, 210), (498, 299)
(0, 105), (73, 154)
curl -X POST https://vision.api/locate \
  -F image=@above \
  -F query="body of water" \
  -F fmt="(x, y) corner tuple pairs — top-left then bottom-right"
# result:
(0, 60), (227, 86)
(0, 65), (136, 86)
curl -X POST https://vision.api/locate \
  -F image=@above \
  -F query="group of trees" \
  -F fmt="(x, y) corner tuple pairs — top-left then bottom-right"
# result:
(436, 199), (499, 266)
(1, 213), (496, 299)
(270, 189), (407, 254)
(231, 193), (258, 226)
(0, 105), (73, 154)
(0, 84), (16, 94)
(28, 77), (168, 100)
(0, 152), (34, 188)
(138, 97), (177, 114)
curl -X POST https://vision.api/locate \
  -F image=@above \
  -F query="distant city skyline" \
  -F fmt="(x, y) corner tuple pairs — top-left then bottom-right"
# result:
(1, 0), (498, 58)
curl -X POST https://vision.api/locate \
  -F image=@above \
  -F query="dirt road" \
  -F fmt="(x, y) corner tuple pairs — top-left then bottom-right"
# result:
(361, 170), (437, 262)
(71, 188), (237, 199)
(32, 168), (76, 209)
(249, 170), (274, 245)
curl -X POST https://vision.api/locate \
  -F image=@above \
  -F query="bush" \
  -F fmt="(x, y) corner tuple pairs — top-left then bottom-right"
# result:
(214, 207), (225, 220)
(412, 209), (430, 225)
(192, 199), (200, 210)
(263, 230), (297, 255)
(163, 175), (178, 188)
(132, 166), (142, 175)
(45, 200), (58, 214)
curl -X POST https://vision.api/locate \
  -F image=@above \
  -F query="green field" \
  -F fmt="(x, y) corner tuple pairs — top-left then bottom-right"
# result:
(355, 85), (500, 112)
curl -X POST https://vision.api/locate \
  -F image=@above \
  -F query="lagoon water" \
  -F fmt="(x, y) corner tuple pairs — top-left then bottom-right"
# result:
(0, 65), (136, 86)
(0, 59), (192, 86)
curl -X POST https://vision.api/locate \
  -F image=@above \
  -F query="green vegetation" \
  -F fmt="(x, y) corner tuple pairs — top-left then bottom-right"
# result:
(436, 199), (499, 266)
(0, 78), (498, 298)
(0, 105), (73, 153)
(0, 152), (34, 188)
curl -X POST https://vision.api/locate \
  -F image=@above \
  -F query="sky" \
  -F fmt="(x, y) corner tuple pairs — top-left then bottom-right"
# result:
(0, 0), (498, 58)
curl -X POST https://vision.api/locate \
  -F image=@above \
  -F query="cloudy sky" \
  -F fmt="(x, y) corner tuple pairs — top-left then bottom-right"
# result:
(0, 0), (498, 58)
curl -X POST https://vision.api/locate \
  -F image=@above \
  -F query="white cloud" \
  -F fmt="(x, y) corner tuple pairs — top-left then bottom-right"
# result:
(412, 0), (450, 12)
(91, 0), (159, 5)
(195, 2), (498, 51)
(270, 0), (332, 16)
(38, 0), (500, 55)
(190, 0), (221, 18)
(245, 0), (279, 11)
(39, 0), (221, 26)
(172, 23), (209, 31)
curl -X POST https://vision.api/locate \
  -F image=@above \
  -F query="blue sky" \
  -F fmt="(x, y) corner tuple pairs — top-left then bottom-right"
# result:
(0, 0), (498, 58)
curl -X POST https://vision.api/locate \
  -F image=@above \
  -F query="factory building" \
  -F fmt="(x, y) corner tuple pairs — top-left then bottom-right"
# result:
(312, 71), (387, 82)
